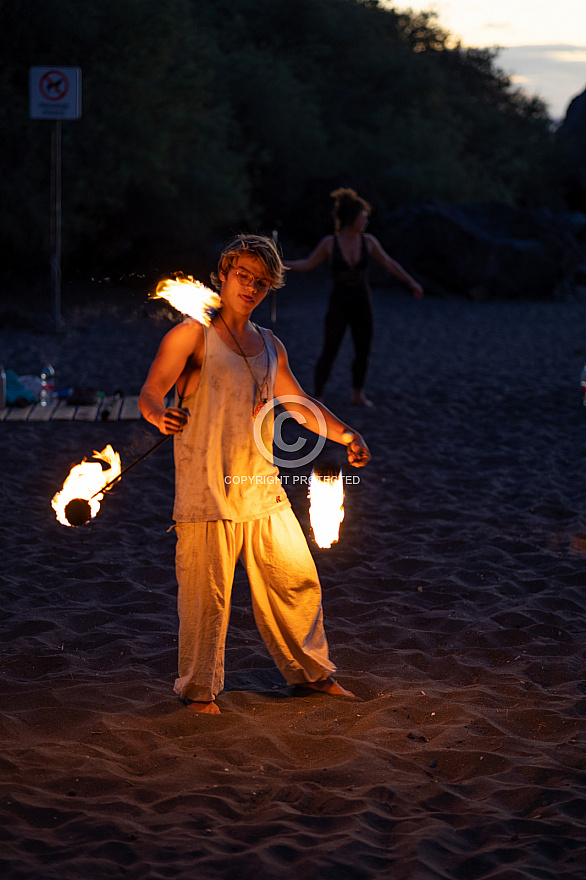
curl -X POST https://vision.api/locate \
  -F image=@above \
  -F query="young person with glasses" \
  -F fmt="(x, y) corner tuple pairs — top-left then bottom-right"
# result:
(139, 234), (370, 714)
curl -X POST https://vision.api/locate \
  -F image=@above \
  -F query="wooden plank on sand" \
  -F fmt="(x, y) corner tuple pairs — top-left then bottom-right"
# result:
(5, 405), (35, 421)
(99, 395), (124, 421)
(51, 401), (77, 420)
(1, 394), (153, 422)
(75, 404), (102, 421)
(119, 396), (142, 420)
(28, 401), (60, 421)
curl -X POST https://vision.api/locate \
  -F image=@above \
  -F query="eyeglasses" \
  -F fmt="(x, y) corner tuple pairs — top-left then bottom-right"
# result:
(233, 267), (272, 293)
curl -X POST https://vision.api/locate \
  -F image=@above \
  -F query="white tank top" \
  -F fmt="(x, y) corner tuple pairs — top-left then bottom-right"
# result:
(173, 321), (290, 522)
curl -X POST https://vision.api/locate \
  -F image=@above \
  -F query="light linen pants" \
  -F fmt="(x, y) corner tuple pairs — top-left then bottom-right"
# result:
(174, 508), (336, 703)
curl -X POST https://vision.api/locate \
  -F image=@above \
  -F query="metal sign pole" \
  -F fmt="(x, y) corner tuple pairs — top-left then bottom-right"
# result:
(50, 120), (62, 330)
(271, 229), (278, 325)
(30, 66), (81, 330)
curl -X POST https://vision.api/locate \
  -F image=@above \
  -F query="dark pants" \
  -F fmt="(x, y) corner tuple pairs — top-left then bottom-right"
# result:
(314, 291), (373, 396)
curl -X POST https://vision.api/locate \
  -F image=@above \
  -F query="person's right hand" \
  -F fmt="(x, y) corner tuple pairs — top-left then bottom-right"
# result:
(159, 406), (190, 434)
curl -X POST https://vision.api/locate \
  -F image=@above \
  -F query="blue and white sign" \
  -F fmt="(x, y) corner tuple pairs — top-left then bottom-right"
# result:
(29, 67), (82, 120)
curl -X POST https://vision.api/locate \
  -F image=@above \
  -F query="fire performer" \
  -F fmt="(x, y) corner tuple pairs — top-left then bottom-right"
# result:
(139, 233), (370, 714)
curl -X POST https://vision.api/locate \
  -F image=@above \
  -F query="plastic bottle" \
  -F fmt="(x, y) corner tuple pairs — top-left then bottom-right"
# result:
(581, 364), (586, 406)
(39, 362), (55, 407)
(0, 365), (6, 410)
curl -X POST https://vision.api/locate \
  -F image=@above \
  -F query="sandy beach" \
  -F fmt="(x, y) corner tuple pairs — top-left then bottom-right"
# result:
(1, 275), (585, 879)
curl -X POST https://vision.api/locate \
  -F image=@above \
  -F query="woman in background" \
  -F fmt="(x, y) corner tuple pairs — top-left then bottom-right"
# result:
(286, 188), (423, 406)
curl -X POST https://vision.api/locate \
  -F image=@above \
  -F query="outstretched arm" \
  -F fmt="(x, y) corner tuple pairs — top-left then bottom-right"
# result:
(139, 321), (203, 435)
(284, 236), (333, 272)
(272, 337), (370, 467)
(367, 234), (423, 298)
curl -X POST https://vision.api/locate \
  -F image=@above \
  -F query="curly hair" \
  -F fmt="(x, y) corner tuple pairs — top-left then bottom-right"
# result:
(330, 187), (372, 232)
(210, 233), (286, 291)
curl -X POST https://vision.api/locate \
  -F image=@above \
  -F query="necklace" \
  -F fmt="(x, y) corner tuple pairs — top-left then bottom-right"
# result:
(217, 312), (270, 417)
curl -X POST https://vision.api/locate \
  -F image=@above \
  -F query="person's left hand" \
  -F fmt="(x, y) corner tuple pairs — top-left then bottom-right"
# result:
(412, 281), (424, 299)
(346, 432), (370, 467)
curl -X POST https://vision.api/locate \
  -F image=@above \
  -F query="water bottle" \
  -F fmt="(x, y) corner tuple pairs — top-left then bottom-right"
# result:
(0, 365), (6, 410)
(40, 362), (55, 407)
(581, 364), (586, 406)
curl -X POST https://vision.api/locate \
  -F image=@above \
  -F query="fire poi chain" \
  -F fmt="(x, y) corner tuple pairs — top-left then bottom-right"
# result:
(51, 275), (349, 544)
(51, 445), (121, 526)
(50, 276), (219, 527)
(307, 430), (356, 547)
(308, 466), (345, 549)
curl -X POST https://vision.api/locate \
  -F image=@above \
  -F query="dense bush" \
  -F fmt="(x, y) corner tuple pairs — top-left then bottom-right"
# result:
(0, 0), (564, 276)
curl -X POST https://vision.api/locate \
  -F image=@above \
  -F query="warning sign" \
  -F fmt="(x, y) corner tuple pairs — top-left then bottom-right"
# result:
(30, 67), (81, 120)
(39, 70), (69, 101)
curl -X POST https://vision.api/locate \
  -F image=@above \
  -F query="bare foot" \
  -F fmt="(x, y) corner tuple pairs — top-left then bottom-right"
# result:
(304, 677), (355, 697)
(185, 700), (221, 714)
(351, 391), (374, 407)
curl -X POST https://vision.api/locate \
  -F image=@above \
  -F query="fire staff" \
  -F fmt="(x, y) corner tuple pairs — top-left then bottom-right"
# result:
(139, 233), (370, 714)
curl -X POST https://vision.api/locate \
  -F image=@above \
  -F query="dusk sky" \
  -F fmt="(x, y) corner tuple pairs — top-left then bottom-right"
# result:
(391, 1), (586, 119)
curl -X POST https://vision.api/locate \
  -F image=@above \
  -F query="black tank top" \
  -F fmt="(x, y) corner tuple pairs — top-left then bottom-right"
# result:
(331, 235), (369, 289)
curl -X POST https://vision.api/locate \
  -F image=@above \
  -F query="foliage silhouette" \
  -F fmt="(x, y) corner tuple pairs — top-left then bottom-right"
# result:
(0, 0), (565, 278)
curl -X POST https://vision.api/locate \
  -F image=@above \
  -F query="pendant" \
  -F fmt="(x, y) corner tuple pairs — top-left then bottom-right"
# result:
(253, 397), (267, 418)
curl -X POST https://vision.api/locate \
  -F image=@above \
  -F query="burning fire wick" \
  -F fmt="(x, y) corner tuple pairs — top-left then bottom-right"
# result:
(53, 435), (171, 527)
(308, 464), (345, 549)
(152, 273), (221, 325)
(64, 497), (92, 527)
(53, 278), (217, 529)
(52, 445), (122, 527)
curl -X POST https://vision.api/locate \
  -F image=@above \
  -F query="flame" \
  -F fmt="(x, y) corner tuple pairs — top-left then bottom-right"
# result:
(51, 445), (122, 526)
(308, 469), (345, 548)
(153, 274), (221, 326)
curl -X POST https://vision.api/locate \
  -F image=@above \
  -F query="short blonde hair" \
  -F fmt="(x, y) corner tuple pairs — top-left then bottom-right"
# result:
(211, 233), (286, 291)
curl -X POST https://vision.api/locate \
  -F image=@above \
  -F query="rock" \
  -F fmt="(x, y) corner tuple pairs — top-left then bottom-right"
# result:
(381, 201), (584, 299)
(557, 87), (586, 211)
